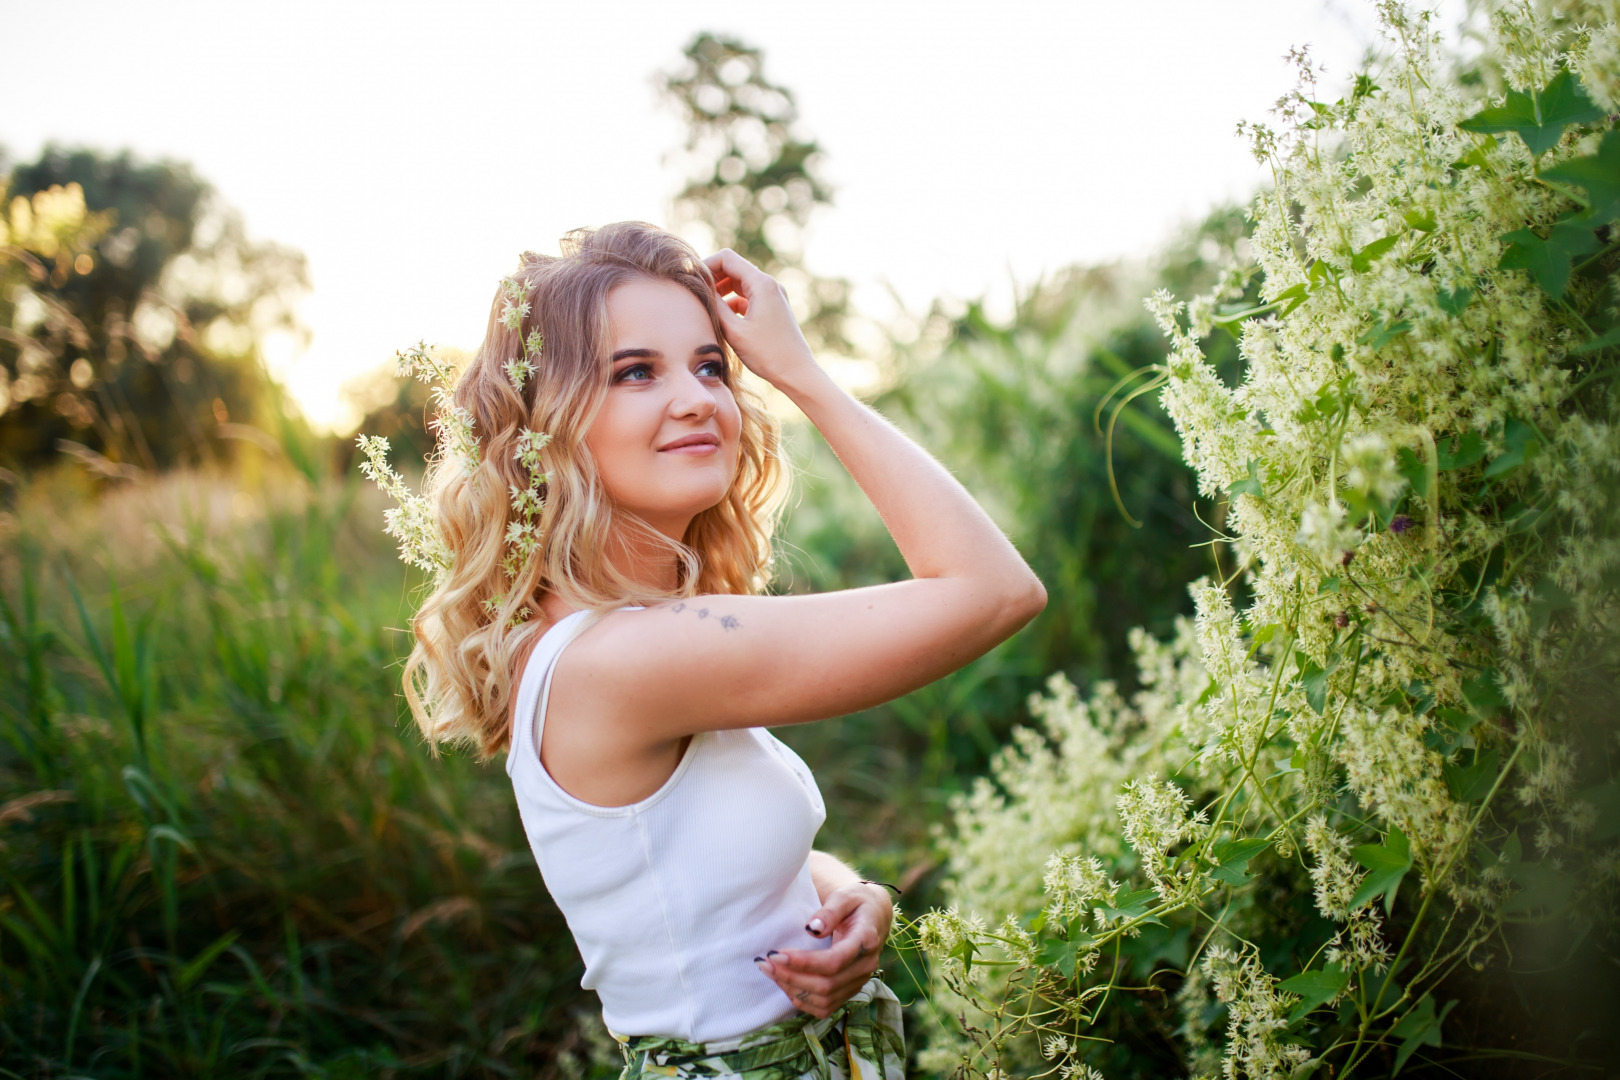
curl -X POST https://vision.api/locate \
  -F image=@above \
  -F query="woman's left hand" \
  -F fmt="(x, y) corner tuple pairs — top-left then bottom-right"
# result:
(756, 882), (893, 1019)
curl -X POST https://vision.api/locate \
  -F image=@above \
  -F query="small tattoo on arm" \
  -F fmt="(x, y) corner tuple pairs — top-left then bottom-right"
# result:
(796, 990), (810, 1003)
(665, 601), (741, 630)
(856, 944), (868, 959)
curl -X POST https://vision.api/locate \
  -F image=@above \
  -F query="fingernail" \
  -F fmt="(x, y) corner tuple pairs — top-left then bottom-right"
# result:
(807, 918), (826, 935)
(766, 950), (785, 965)
(754, 957), (771, 972)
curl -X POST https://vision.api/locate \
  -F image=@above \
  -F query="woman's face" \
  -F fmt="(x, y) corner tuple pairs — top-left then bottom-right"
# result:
(587, 276), (742, 540)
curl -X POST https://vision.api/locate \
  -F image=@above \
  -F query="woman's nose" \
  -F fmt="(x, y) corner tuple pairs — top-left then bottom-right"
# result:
(668, 370), (719, 420)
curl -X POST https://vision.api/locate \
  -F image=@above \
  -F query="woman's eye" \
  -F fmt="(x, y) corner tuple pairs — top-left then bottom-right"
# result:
(697, 360), (726, 379)
(614, 364), (652, 383)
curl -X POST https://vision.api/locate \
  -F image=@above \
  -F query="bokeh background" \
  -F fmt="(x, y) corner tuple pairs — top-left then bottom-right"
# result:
(0, 1), (1461, 1076)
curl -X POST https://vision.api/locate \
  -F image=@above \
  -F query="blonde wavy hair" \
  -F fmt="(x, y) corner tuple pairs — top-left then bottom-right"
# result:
(402, 222), (787, 760)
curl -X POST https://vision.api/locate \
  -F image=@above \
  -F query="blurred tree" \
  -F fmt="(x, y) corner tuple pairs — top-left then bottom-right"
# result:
(659, 32), (854, 353)
(0, 146), (309, 474)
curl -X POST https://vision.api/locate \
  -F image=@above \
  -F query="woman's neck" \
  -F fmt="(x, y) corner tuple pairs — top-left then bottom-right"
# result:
(539, 519), (687, 624)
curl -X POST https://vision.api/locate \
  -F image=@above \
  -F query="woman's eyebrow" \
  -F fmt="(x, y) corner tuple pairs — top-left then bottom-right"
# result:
(695, 343), (723, 356)
(610, 347), (659, 362)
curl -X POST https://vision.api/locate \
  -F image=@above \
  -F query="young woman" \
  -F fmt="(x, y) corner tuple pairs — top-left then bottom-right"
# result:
(398, 222), (1045, 1078)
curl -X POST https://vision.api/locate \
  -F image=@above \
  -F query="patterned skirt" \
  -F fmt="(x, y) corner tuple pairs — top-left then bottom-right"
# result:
(614, 978), (906, 1079)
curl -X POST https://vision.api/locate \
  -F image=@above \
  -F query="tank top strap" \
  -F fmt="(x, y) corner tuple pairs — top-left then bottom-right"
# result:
(506, 609), (594, 778)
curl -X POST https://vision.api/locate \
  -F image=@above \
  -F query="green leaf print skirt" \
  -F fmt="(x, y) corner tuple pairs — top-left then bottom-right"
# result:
(614, 978), (905, 1079)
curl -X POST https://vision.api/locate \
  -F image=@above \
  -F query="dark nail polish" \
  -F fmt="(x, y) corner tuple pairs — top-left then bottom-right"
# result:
(753, 956), (765, 963)
(767, 950), (783, 959)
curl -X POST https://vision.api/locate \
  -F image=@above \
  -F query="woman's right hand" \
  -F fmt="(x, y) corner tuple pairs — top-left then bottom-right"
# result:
(704, 249), (821, 392)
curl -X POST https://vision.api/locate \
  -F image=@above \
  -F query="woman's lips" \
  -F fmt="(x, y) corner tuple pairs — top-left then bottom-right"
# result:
(658, 434), (720, 454)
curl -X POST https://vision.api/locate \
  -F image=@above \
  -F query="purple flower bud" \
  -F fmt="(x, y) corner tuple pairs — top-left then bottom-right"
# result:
(1341, 549), (1356, 566)
(1334, 611), (1350, 628)
(1389, 514), (1414, 534)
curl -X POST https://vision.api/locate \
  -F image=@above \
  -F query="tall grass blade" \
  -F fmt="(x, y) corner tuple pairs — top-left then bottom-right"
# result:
(63, 953), (102, 1067)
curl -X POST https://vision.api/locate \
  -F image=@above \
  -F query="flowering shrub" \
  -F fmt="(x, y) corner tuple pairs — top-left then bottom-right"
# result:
(913, 3), (1620, 1077)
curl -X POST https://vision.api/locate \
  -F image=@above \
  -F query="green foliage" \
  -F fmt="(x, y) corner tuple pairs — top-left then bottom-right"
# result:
(0, 475), (607, 1077)
(0, 147), (310, 475)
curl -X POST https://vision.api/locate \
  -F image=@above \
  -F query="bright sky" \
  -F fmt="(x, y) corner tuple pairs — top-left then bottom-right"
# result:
(7, 0), (1388, 430)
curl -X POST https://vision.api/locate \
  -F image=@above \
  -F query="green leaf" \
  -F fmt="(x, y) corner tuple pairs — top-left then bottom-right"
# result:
(1453, 134), (1499, 170)
(1541, 130), (1620, 225)
(1483, 417), (1541, 479)
(1443, 747), (1501, 802)
(1101, 887), (1164, 927)
(1423, 707), (1478, 757)
(1357, 316), (1414, 349)
(1298, 656), (1331, 715)
(1436, 430), (1487, 470)
(1577, 780), (1620, 842)
(1459, 70), (1604, 156)
(949, 934), (979, 975)
(1350, 233), (1403, 273)
(1351, 828), (1412, 916)
(1037, 932), (1096, 978)
(1279, 965), (1349, 1023)
(1573, 324), (1620, 355)
(1499, 221), (1601, 299)
(1390, 995), (1456, 1075)
(1210, 837), (1271, 887)
(1396, 446), (1430, 497)
(1436, 284), (1473, 317)
(1501, 859), (1573, 915)
(1228, 459), (1266, 500)
(1403, 208), (1438, 232)
(1462, 669), (1507, 716)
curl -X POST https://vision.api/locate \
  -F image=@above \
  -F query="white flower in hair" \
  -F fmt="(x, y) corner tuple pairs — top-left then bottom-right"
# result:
(357, 269), (555, 612)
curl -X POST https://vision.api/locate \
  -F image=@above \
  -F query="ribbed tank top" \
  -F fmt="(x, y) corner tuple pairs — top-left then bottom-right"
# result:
(505, 609), (831, 1043)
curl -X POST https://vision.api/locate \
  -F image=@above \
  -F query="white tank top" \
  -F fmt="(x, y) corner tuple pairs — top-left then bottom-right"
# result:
(505, 609), (832, 1043)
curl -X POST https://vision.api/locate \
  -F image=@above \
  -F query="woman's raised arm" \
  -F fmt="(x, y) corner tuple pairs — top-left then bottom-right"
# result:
(553, 250), (1046, 741)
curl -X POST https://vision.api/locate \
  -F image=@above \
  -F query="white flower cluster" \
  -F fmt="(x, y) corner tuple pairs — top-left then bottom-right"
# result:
(914, 3), (1620, 1076)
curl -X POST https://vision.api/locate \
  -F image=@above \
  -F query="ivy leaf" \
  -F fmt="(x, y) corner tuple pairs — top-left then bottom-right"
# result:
(1498, 221), (1601, 299)
(1501, 859), (1573, 915)
(1403, 208), (1438, 232)
(1279, 965), (1349, 1024)
(1573, 325), (1620, 355)
(1037, 932), (1096, 978)
(1436, 430), (1487, 471)
(1462, 669), (1507, 717)
(1576, 780), (1620, 843)
(1423, 707), (1478, 757)
(1297, 651), (1336, 715)
(1210, 837), (1271, 887)
(1351, 828), (1412, 916)
(1436, 284), (1473, 317)
(1100, 887), (1164, 927)
(1459, 69), (1604, 156)
(1357, 315), (1414, 349)
(1228, 459), (1266, 500)
(1395, 446), (1430, 497)
(1350, 233), (1403, 273)
(1452, 134), (1499, 170)
(1390, 994), (1457, 1075)
(1541, 130), (1620, 225)
(1482, 417), (1541, 479)
(1443, 747), (1501, 802)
